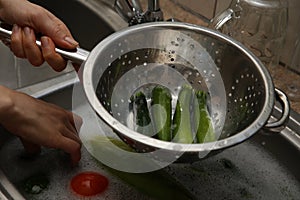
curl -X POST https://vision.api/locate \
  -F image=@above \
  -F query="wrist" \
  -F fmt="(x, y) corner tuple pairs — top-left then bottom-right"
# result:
(0, 85), (15, 121)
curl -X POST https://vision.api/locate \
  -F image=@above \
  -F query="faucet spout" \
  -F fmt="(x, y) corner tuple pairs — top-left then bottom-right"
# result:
(114, 0), (143, 22)
(114, 0), (163, 25)
(148, 0), (160, 11)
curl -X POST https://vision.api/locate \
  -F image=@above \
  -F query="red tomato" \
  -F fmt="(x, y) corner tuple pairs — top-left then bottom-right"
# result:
(70, 171), (108, 197)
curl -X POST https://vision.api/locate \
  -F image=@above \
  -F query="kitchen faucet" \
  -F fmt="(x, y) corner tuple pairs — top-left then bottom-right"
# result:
(114, 0), (163, 25)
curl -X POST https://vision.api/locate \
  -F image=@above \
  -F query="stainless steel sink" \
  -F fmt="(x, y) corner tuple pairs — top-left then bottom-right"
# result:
(1, 81), (300, 199)
(29, 0), (126, 50)
(1, 1), (300, 199)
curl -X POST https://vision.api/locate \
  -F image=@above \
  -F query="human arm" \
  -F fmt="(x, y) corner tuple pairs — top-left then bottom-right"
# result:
(0, 85), (83, 165)
(0, 0), (79, 71)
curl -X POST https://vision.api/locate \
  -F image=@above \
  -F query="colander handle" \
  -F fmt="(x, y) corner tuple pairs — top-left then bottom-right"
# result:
(0, 22), (89, 65)
(264, 88), (290, 131)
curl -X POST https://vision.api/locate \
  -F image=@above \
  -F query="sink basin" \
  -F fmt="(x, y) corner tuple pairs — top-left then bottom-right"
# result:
(1, 1), (300, 199)
(30, 0), (126, 50)
(1, 82), (300, 199)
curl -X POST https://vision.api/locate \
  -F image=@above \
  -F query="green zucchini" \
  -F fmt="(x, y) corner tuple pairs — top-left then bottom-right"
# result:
(151, 86), (172, 141)
(193, 90), (215, 143)
(106, 167), (196, 200)
(132, 91), (154, 137)
(89, 136), (197, 199)
(172, 85), (194, 144)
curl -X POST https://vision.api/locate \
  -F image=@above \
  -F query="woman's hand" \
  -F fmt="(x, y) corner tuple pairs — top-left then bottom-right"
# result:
(0, 0), (79, 71)
(0, 85), (83, 165)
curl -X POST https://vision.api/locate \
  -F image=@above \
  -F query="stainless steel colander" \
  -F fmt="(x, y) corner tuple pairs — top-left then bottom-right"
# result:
(0, 21), (290, 166)
(79, 22), (289, 163)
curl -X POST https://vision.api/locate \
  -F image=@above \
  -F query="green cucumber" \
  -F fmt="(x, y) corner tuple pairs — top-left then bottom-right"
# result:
(194, 90), (215, 143)
(132, 91), (154, 137)
(89, 136), (197, 200)
(106, 167), (196, 200)
(151, 86), (172, 141)
(172, 85), (194, 144)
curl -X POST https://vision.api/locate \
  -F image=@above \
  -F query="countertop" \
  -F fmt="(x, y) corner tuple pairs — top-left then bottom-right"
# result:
(151, 0), (300, 114)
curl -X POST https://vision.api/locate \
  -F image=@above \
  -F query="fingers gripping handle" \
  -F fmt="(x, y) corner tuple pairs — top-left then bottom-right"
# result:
(0, 22), (89, 65)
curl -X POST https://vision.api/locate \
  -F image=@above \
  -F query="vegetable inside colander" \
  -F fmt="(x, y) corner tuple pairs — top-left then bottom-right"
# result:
(93, 28), (227, 147)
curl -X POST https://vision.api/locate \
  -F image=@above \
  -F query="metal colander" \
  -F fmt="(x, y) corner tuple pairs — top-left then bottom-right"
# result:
(0, 20), (290, 170)
(80, 22), (289, 164)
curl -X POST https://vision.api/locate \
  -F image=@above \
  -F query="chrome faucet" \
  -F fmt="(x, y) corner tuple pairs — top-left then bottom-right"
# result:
(114, 0), (163, 25)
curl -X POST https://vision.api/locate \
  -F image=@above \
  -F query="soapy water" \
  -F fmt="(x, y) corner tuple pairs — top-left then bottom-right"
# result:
(0, 131), (299, 199)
